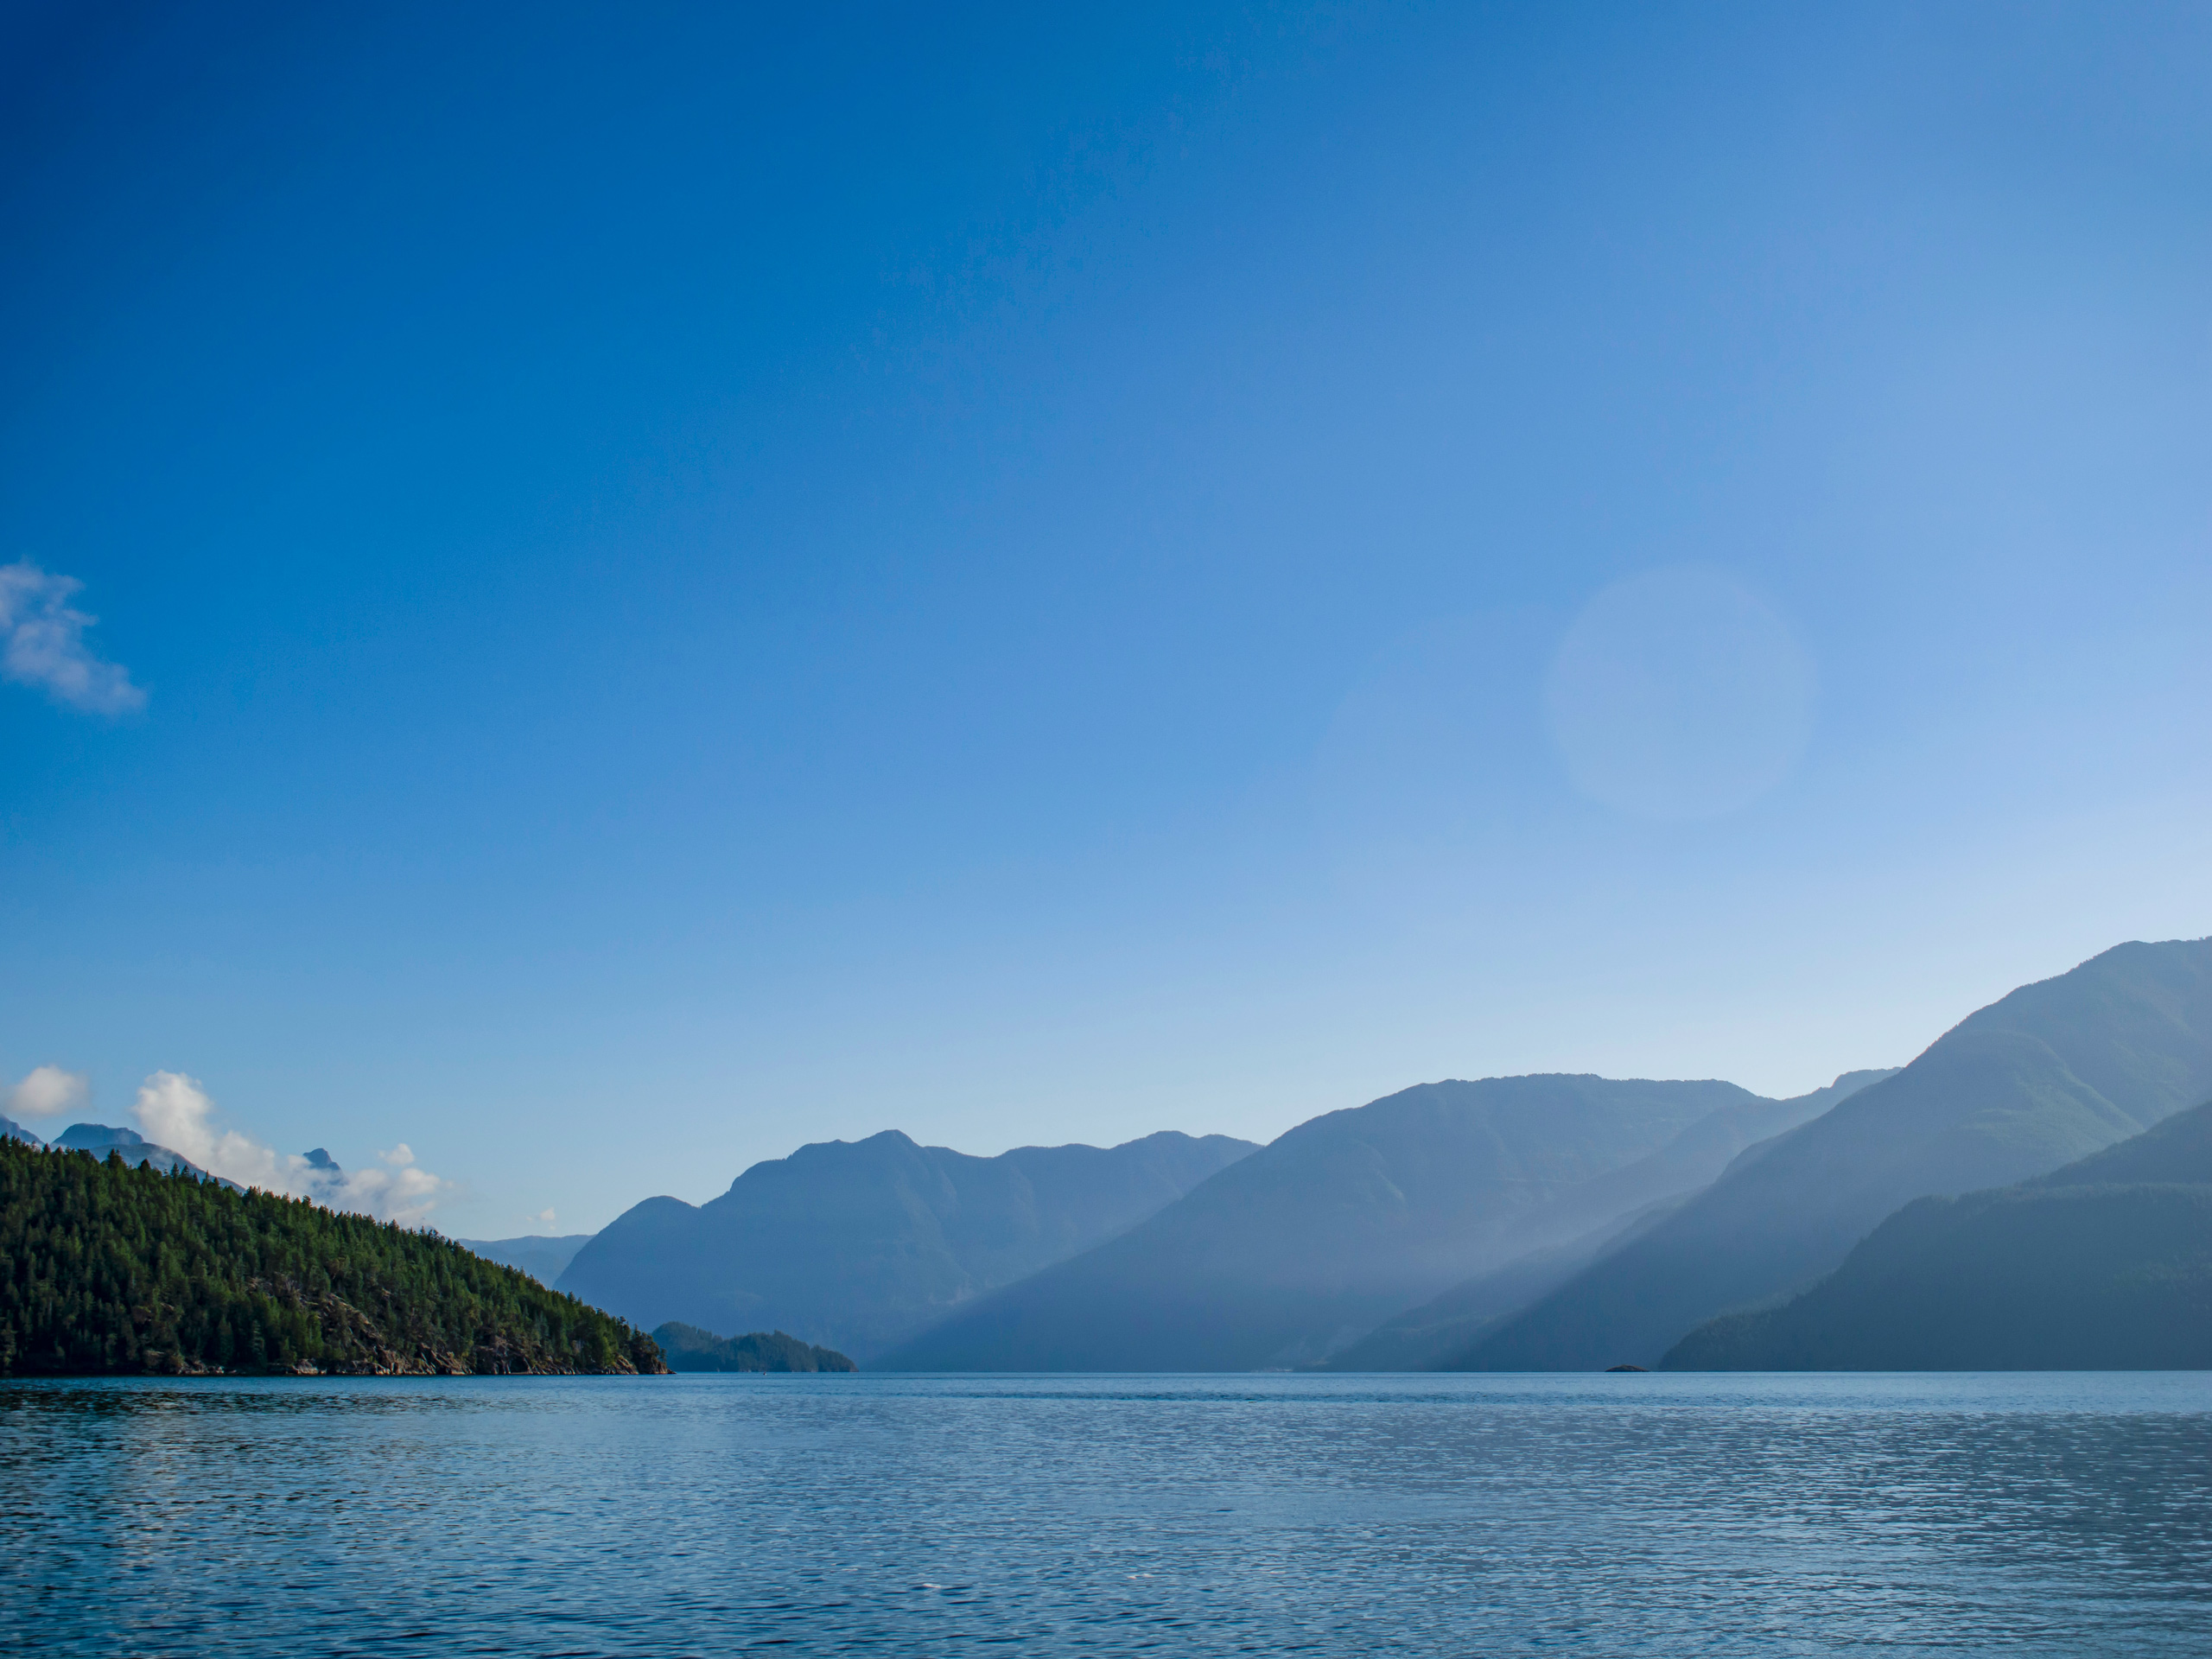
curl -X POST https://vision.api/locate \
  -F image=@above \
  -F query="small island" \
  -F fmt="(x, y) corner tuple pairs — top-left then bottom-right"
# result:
(652, 1321), (857, 1372)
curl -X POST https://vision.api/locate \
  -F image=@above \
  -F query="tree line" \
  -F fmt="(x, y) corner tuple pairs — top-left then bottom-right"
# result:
(0, 1140), (665, 1376)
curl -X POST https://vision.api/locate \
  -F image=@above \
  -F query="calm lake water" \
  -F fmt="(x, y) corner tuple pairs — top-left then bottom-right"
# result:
(3, 1372), (2209, 1655)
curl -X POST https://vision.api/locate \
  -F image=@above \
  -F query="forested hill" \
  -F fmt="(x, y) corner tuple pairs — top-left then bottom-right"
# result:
(0, 1141), (667, 1377)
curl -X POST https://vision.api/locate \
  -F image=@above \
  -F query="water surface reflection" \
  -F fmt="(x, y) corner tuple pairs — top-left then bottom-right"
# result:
(3, 1372), (2207, 1654)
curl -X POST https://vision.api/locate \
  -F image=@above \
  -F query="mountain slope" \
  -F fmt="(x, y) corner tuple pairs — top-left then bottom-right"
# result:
(1313, 1221), (1642, 1374)
(0, 1141), (665, 1376)
(1663, 1097), (2212, 1370)
(875, 1075), (1771, 1372)
(2013, 1093), (2212, 1188)
(51, 1122), (213, 1180)
(1447, 938), (2212, 1371)
(1323, 1070), (1896, 1370)
(558, 1129), (1257, 1361)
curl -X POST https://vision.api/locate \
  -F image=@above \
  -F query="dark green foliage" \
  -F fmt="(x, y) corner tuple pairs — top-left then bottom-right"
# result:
(651, 1321), (856, 1372)
(1663, 1098), (2212, 1370)
(51, 1123), (214, 1182)
(0, 1140), (668, 1377)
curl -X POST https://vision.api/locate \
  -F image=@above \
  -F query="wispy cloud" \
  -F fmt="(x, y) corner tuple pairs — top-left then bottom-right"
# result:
(132, 1071), (452, 1227)
(3, 1065), (90, 1120)
(0, 560), (144, 715)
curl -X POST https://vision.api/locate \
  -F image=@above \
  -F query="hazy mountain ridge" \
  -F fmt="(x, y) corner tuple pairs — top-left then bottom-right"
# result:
(457, 1234), (597, 1287)
(875, 1075), (1777, 1372)
(1322, 1069), (1898, 1370)
(1440, 938), (2212, 1371)
(1663, 1096), (2212, 1370)
(1313, 1220), (1641, 1375)
(558, 1128), (1258, 1361)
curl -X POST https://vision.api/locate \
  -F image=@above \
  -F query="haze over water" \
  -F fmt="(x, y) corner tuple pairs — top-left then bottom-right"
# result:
(5, 1372), (2207, 1655)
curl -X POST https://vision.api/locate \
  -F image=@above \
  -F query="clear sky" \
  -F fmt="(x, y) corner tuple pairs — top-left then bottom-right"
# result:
(3, 2), (2208, 1236)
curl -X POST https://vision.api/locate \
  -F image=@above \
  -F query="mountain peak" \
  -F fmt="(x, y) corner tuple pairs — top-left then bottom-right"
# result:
(56, 1122), (149, 1149)
(568, 1128), (1260, 1360)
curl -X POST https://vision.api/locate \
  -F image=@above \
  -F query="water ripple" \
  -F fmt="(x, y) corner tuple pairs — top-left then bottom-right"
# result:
(3, 1372), (2208, 1655)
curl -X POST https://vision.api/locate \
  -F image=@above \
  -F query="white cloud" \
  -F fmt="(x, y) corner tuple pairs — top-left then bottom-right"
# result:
(135, 1071), (289, 1189)
(0, 560), (144, 715)
(130, 1071), (452, 1227)
(4, 1065), (91, 1120)
(325, 1160), (448, 1229)
(535, 1207), (557, 1227)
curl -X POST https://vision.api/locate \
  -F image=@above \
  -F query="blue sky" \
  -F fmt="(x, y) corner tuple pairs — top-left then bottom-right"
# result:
(3, 2), (2208, 1235)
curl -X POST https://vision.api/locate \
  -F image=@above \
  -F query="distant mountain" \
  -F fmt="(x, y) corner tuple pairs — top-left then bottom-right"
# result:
(2006, 1093), (2212, 1188)
(52, 1122), (219, 1182)
(1, 1116), (42, 1148)
(558, 1129), (1258, 1362)
(1663, 1097), (2212, 1370)
(875, 1075), (1787, 1373)
(1322, 1071), (1896, 1370)
(0, 1139), (665, 1376)
(457, 1234), (596, 1287)
(1314, 1223), (1642, 1374)
(1444, 938), (2212, 1371)
(651, 1322), (856, 1373)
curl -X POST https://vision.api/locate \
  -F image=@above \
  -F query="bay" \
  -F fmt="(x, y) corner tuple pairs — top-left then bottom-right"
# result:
(3, 1372), (2208, 1655)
